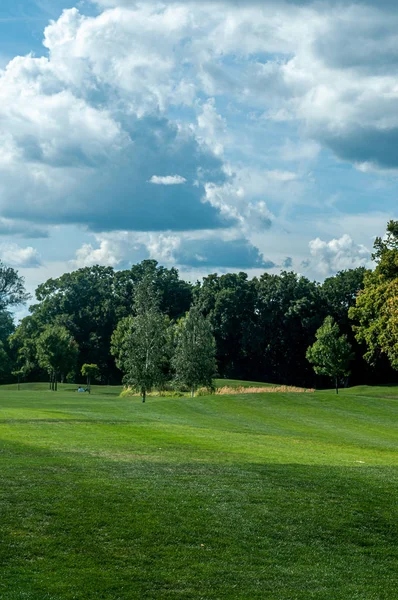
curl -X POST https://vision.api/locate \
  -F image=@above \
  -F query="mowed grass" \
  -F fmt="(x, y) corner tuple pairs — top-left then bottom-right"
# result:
(0, 384), (397, 599)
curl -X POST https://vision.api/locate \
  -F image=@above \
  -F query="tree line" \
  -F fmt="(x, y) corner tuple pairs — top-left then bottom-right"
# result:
(1, 220), (398, 392)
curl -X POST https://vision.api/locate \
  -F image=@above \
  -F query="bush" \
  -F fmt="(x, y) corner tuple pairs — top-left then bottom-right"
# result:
(195, 386), (215, 397)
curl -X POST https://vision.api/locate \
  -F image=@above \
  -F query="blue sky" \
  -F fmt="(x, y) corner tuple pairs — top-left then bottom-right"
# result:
(0, 0), (397, 307)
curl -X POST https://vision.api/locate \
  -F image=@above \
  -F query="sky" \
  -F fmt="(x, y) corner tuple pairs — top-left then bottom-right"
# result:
(0, 0), (397, 310)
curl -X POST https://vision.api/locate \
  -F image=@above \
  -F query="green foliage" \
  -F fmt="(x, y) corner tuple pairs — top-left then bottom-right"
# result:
(194, 272), (258, 379)
(173, 305), (217, 396)
(111, 277), (171, 402)
(307, 316), (354, 393)
(0, 262), (30, 311)
(321, 268), (367, 324)
(29, 261), (192, 385)
(81, 363), (100, 379)
(81, 363), (101, 391)
(350, 220), (398, 371)
(9, 315), (42, 381)
(36, 325), (79, 390)
(254, 271), (325, 386)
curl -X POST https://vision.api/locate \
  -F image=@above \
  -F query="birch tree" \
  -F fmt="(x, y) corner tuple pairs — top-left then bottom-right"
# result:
(173, 306), (216, 397)
(112, 276), (169, 402)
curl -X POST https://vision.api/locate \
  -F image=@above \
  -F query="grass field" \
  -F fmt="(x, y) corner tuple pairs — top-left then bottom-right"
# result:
(0, 383), (397, 599)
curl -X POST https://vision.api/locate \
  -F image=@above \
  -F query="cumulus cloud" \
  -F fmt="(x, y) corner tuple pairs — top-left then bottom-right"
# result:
(149, 175), (187, 185)
(73, 230), (274, 270)
(0, 6), (234, 233)
(308, 234), (372, 277)
(2, 0), (398, 278)
(0, 244), (42, 268)
(73, 236), (147, 268)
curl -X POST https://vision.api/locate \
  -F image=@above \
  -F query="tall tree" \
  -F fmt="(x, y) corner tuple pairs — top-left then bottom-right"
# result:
(0, 262), (30, 311)
(321, 268), (368, 385)
(255, 272), (325, 386)
(36, 325), (79, 390)
(33, 266), (119, 381)
(173, 306), (217, 397)
(321, 268), (367, 325)
(9, 315), (42, 382)
(111, 277), (170, 402)
(306, 316), (354, 394)
(194, 273), (258, 379)
(115, 260), (193, 320)
(349, 221), (398, 372)
(30, 261), (192, 385)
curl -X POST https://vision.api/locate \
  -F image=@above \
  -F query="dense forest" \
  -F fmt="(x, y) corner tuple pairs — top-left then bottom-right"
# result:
(1, 220), (398, 390)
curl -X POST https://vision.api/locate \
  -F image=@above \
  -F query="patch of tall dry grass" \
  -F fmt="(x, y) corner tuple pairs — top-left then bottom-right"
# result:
(215, 385), (315, 395)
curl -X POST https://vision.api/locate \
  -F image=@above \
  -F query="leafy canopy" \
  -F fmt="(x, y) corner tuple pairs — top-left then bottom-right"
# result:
(349, 220), (398, 370)
(111, 276), (171, 401)
(36, 325), (79, 383)
(307, 316), (354, 392)
(173, 306), (216, 395)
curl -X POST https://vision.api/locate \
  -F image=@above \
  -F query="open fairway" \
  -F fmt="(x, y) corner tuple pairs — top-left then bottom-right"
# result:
(0, 385), (397, 599)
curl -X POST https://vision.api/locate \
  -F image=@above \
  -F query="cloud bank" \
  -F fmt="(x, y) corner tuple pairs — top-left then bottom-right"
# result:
(0, 0), (397, 274)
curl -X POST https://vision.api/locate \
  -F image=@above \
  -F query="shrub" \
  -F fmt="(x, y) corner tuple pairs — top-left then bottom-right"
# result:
(195, 386), (215, 397)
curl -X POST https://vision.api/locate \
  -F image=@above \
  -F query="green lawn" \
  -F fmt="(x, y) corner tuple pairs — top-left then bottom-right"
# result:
(0, 384), (397, 599)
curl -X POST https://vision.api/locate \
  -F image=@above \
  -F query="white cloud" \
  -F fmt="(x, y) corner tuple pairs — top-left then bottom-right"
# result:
(1, 0), (397, 287)
(308, 234), (372, 277)
(149, 175), (187, 185)
(196, 98), (227, 156)
(0, 244), (41, 268)
(73, 233), (147, 268)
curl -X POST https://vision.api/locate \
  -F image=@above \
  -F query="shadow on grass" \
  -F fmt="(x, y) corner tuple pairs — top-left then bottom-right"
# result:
(0, 438), (397, 599)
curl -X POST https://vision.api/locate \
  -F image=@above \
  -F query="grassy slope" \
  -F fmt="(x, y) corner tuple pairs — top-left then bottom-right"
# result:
(0, 385), (397, 599)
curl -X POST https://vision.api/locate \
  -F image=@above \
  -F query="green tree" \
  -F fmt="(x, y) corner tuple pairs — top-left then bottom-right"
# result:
(255, 272), (325, 386)
(111, 277), (170, 402)
(194, 273), (258, 379)
(36, 325), (79, 391)
(33, 266), (119, 382)
(81, 363), (100, 393)
(306, 316), (354, 394)
(0, 262), (30, 311)
(173, 306), (216, 397)
(349, 221), (398, 372)
(321, 268), (367, 325)
(31, 261), (192, 385)
(9, 315), (42, 382)
(320, 268), (368, 385)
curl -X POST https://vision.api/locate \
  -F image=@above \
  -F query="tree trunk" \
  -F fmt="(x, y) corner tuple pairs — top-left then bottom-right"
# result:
(191, 386), (195, 398)
(142, 389), (146, 403)
(17, 374), (20, 391)
(87, 375), (91, 394)
(335, 377), (339, 395)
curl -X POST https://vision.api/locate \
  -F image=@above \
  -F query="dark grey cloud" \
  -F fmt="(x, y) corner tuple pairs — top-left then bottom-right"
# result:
(0, 219), (49, 239)
(175, 238), (275, 269)
(282, 257), (293, 268)
(314, 19), (398, 74)
(4, 115), (235, 232)
(322, 126), (398, 169)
